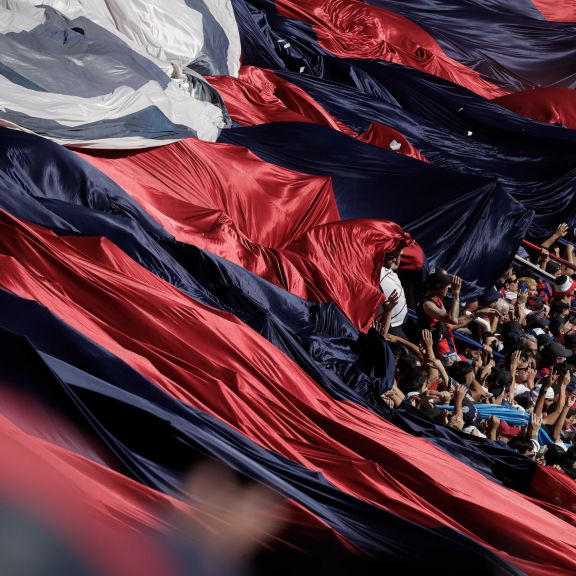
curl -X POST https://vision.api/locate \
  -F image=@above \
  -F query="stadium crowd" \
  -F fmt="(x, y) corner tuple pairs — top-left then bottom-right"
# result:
(376, 222), (576, 479)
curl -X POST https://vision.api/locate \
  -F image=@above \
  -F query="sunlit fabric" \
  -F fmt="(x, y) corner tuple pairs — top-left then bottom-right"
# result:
(3, 1), (576, 575)
(207, 66), (427, 160)
(0, 0), (240, 147)
(0, 129), (540, 495)
(229, 0), (576, 244)
(1, 211), (576, 575)
(531, 1), (576, 22)
(363, 0), (576, 92)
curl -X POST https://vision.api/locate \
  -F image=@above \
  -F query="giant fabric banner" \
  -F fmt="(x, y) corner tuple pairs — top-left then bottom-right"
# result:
(1, 2), (576, 575)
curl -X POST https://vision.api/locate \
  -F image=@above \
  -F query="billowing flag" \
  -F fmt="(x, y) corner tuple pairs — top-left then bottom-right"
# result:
(0, 0), (241, 146)
(0, 2), (576, 575)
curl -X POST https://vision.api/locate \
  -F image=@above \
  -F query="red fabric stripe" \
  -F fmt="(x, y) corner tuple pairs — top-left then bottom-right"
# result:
(0, 386), (354, 569)
(275, 0), (507, 98)
(0, 211), (575, 575)
(208, 66), (427, 161)
(493, 87), (576, 129)
(77, 143), (418, 330)
(0, 413), (185, 576)
(531, 1), (576, 21)
(527, 465), (576, 521)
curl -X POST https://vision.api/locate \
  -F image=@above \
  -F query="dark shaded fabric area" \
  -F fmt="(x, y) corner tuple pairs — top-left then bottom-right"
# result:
(0, 128), (537, 491)
(364, 0), (576, 92)
(220, 122), (533, 297)
(228, 0), (576, 239)
(0, 295), (526, 576)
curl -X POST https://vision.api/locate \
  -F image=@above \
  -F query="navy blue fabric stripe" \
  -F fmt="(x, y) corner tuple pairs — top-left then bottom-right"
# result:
(0, 128), (536, 491)
(364, 0), (576, 91)
(228, 0), (576, 238)
(0, 292), (525, 575)
(184, 0), (231, 75)
(0, 106), (197, 142)
(274, 61), (576, 238)
(220, 121), (534, 298)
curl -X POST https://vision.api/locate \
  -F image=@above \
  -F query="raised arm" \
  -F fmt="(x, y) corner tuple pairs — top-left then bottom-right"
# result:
(551, 393), (575, 443)
(544, 371), (569, 425)
(372, 289), (399, 337)
(422, 276), (461, 325)
(540, 222), (569, 249)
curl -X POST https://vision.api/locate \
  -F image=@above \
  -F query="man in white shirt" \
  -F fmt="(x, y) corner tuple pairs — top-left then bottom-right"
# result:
(379, 249), (408, 338)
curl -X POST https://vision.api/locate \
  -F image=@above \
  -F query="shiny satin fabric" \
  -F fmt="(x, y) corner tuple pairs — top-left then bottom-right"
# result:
(270, 0), (504, 98)
(0, 307), (529, 576)
(76, 137), (420, 330)
(528, 1), (576, 22)
(0, 128), (541, 495)
(493, 87), (576, 129)
(1, 211), (575, 575)
(207, 66), (426, 160)
(363, 0), (576, 92)
(228, 0), (576, 244)
(220, 122), (534, 298)
(0, 0), (240, 147)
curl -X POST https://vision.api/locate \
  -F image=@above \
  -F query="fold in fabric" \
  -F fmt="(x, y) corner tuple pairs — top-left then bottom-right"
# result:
(230, 0), (576, 240)
(273, 0), (506, 98)
(0, 128), (541, 494)
(0, 0), (241, 146)
(207, 66), (427, 160)
(531, 1), (576, 22)
(0, 312), (528, 576)
(0, 209), (575, 575)
(493, 88), (576, 129)
(76, 135), (422, 329)
(363, 0), (576, 92)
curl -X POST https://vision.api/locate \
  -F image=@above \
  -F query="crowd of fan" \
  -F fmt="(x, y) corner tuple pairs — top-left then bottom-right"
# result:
(376, 223), (576, 479)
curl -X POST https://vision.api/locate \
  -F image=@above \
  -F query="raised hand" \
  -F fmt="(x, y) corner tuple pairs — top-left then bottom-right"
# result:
(510, 350), (522, 373)
(531, 412), (543, 431)
(487, 414), (500, 430)
(448, 415), (464, 430)
(451, 275), (462, 296)
(421, 329), (434, 353)
(454, 384), (468, 404)
(383, 289), (399, 312)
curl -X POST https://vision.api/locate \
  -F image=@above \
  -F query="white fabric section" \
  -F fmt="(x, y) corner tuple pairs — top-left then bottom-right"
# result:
(379, 267), (407, 327)
(0, 1), (45, 32)
(201, 0), (242, 76)
(15, 0), (200, 66)
(0, 77), (225, 147)
(0, 0), (240, 147)
(19, 0), (240, 74)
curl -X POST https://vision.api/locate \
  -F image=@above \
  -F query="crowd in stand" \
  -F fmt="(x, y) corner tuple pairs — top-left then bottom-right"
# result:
(376, 223), (576, 479)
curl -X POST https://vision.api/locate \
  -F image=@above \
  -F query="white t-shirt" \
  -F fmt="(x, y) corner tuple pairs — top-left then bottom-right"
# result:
(379, 267), (407, 327)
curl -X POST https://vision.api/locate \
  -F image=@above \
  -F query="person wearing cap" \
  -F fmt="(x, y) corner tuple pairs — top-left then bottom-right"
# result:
(549, 315), (576, 346)
(540, 341), (573, 370)
(552, 274), (576, 305)
(495, 420), (522, 444)
(417, 269), (462, 365)
(545, 260), (562, 277)
(525, 310), (550, 339)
